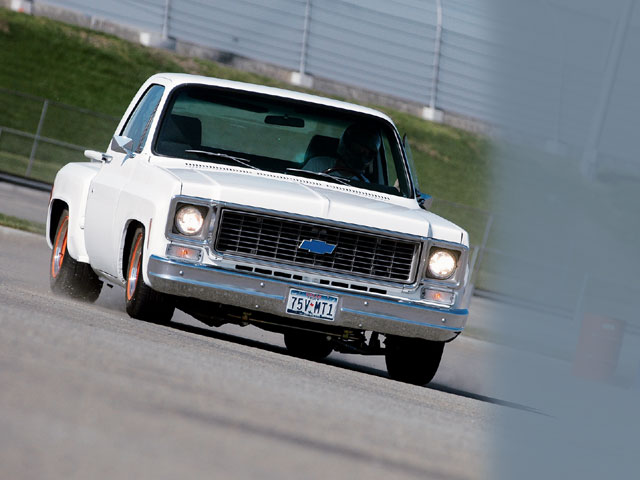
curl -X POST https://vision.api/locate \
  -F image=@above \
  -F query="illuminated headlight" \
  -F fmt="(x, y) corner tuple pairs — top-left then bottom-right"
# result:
(427, 249), (457, 280)
(175, 205), (204, 236)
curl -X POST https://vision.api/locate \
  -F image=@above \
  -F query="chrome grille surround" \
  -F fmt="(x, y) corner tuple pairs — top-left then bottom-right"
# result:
(213, 209), (421, 283)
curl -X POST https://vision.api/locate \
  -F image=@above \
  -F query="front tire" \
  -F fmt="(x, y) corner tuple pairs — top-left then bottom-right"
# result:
(384, 336), (444, 385)
(125, 227), (174, 324)
(50, 209), (102, 302)
(284, 330), (333, 361)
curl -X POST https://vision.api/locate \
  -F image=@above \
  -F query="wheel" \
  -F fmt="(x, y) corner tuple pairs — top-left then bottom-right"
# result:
(384, 336), (444, 385)
(125, 227), (175, 324)
(284, 330), (333, 361)
(50, 209), (102, 302)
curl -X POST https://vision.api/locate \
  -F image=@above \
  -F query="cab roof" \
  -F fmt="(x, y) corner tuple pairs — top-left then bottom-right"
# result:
(147, 73), (395, 125)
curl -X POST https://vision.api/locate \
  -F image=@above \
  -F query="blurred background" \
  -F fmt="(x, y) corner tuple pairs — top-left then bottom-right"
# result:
(2, 1), (639, 477)
(490, 0), (640, 478)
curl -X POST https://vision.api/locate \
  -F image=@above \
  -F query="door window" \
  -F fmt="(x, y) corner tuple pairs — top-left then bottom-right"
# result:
(121, 84), (165, 153)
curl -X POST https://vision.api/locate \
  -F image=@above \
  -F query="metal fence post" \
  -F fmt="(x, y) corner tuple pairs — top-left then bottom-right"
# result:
(162, 0), (171, 40)
(468, 213), (494, 286)
(298, 0), (312, 76)
(429, 0), (443, 110)
(26, 98), (49, 177)
(581, 0), (635, 179)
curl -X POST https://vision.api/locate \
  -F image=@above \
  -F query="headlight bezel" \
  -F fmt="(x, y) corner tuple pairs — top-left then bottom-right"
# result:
(423, 243), (465, 284)
(166, 197), (216, 244)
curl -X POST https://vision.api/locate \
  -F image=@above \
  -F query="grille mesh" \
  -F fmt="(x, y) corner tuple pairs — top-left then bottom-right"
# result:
(214, 210), (418, 282)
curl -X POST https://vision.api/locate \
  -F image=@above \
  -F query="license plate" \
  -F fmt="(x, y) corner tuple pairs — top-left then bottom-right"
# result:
(286, 289), (338, 321)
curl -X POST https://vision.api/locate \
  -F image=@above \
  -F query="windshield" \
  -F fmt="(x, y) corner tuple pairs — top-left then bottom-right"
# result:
(153, 85), (413, 197)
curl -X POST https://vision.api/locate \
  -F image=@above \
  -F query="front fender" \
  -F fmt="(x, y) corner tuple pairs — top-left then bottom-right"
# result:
(48, 162), (101, 263)
(113, 161), (181, 283)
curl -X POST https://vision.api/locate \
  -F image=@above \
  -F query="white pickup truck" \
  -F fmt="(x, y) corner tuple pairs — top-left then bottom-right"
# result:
(47, 73), (470, 385)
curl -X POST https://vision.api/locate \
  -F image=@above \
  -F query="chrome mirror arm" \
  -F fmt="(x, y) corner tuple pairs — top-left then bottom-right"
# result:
(84, 150), (113, 163)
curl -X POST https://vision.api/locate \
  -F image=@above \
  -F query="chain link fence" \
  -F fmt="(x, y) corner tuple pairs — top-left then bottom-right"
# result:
(34, 0), (494, 123)
(0, 87), (119, 183)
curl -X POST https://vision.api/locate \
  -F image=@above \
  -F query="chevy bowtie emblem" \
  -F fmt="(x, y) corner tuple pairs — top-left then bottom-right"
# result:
(299, 239), (336, 255)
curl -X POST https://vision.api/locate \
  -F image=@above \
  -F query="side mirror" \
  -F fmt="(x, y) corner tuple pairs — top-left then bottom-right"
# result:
(417, 192), (432, 210)
(110, 135), (135, 157)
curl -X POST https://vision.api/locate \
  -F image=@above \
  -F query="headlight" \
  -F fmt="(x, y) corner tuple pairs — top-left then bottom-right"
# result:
(427, 249), (457, 280)
(175, 205), (204, 235)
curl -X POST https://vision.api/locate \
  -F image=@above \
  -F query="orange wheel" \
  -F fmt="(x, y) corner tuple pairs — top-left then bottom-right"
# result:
(126, 231), (143, 301)
(51, 214), (69, 279)
(49, 208), (102, 302)
(124, 227), (174, 323)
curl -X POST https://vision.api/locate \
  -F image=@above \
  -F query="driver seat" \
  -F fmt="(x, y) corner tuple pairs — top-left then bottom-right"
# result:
(301, 135), (339, 172)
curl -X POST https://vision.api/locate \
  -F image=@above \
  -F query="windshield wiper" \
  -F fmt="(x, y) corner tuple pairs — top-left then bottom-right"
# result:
(285, 168), (351, 186)
(185, 149), (260, 170)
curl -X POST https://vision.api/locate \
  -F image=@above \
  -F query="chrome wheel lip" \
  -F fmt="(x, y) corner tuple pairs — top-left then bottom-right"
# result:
(51, 216), (68, 278)
(127, 233), (143, 301)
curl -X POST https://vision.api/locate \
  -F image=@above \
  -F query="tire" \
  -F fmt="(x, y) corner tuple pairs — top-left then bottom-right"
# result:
(125, 227), (174, 324)
(384, 336), (445, 386)
(50, 209), (102, 302)
(284, 330), (333, 361)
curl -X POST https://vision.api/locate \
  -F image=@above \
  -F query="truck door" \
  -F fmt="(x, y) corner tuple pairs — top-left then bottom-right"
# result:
(84, 84), (165, 277)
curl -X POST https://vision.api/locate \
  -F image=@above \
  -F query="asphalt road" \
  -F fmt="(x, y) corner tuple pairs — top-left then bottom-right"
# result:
(0, 224), (514, 480)
(0, 181), (50, 224)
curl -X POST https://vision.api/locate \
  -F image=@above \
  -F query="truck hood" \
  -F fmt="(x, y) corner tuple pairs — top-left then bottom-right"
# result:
(165, 165), (468, 245)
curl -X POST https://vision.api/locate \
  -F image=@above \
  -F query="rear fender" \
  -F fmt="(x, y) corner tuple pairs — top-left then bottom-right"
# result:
(47, 162), (101, 263)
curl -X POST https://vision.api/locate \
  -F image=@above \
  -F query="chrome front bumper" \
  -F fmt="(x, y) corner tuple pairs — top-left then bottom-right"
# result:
(147, 255), (468, 342)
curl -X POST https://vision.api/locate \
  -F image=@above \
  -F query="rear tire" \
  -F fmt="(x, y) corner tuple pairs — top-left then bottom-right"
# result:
(50, 209), (102, 302)
(284, 330), (333, 361)
(384, 336), (444, 385)
(125, 227), (174, 324)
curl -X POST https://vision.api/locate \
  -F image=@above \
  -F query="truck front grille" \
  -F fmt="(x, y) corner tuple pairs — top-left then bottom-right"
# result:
(214, 209), (419, 283)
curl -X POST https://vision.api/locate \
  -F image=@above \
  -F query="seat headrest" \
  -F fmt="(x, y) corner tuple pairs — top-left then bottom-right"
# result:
(304, 135), (339, 162)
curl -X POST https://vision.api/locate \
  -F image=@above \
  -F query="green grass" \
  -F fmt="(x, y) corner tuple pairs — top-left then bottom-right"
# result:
(0, 212), (45, 235)
(380, 108), (491, 209)
(0, 8), (490, 212)
(3, 149), (71, 180)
